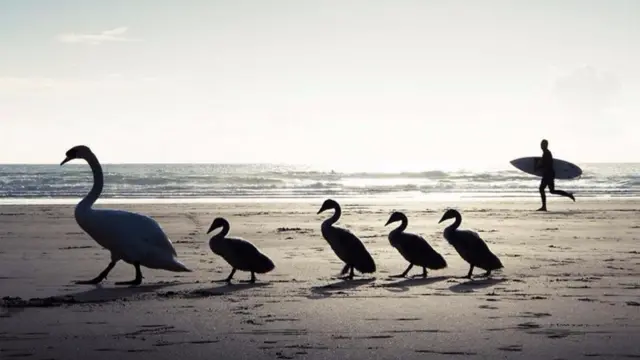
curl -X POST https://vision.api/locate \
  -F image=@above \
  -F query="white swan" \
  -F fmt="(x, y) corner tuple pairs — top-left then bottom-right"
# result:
(61, 145), (191, 285)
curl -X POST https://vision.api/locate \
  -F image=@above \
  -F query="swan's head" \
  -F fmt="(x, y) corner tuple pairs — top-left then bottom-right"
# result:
(61, 145), (92, 166)
(207, 217), (229, 234)
(385, 211), (406, 226)
(438, 209), (460, 223)
(317, 198), (339, 214)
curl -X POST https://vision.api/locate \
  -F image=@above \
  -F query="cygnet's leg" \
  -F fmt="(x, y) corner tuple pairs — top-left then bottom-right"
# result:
(390, 264), (413, 278)
(339, 264), (350, 275)
(75, 260), (117, 285)
(115, 263), (143, 286)
(339, 266), (355, 280)
(211, 268), (236, 283)
(224, 268), (237, 284)
(461, 265), (474, 279)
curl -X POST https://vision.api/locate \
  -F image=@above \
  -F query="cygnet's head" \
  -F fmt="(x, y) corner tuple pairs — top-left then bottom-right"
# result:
(438, 208), (461, 223)
(207, 217), (229, 234)
(60, 145), (93, 166)
(385, 211), (406, 226)
(317, 198), (339, 214)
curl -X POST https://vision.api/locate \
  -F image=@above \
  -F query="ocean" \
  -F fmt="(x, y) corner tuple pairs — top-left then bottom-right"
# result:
(0, 163), (638, 204)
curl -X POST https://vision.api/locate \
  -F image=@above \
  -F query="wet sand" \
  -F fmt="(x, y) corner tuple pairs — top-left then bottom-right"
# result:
(1, 199), (639, 359)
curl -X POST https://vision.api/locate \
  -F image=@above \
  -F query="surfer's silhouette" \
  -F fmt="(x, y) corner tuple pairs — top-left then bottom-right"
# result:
(535, 139), (575, 211)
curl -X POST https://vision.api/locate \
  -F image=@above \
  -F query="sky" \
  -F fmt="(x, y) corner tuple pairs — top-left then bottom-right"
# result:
(0, 0), (638, 170)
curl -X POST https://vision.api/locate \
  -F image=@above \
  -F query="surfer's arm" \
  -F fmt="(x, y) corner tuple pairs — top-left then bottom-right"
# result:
(534, 158), (542, 170)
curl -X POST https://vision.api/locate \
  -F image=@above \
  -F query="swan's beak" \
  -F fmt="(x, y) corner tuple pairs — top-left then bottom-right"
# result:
(60, 157), (72, 166)
(438, 215), (448, 223)
(384, 218), (393, 226)
(206, 223), (215, 234)
(317, 207), (325, 215)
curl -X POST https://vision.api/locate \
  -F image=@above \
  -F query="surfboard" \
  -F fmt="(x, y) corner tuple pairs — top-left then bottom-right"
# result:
(510, 157), (582, 180)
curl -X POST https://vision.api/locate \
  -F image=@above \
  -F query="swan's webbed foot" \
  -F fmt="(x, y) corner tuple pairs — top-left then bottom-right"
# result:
(75, 277), (105, 285)
(75, 260), (116, 285)
(477, 270), (492, 278)
(215, 268), (236, 284)
(115, 263), (142, 286)
(395, 264), (414, 278)
(115, 278), (142, 286)
(338, 274), (355, 280)
(389, 274), (406, 278)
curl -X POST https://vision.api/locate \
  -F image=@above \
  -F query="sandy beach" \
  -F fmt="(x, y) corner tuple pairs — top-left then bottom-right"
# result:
(1, 198), (639, 359)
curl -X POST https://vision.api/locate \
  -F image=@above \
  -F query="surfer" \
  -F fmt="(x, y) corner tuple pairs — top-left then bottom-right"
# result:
(535, 139), (575, 211)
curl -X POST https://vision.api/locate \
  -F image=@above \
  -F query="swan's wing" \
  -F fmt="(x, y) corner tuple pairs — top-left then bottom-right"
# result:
(227, 237), (260, 255)
(334, 227), (376, 272)
(226, 237), (274, 272)
(89, 209), (177, 257)
(394, 232), (446, 268)
(455, 230), (502, 269)
(458, 230), (491, 253)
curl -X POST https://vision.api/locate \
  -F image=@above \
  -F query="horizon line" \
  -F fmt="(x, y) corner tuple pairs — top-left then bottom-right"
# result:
(1, 161), (639, 166)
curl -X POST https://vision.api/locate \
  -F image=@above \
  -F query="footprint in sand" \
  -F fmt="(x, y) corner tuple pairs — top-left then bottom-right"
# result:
(498, 344), (523, 352)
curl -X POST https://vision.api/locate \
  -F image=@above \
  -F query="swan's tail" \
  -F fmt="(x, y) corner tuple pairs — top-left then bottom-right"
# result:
(166, 259), (192, 272)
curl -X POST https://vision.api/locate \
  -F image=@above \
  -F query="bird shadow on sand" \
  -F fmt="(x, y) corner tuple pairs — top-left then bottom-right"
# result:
(1, 282), (179, 311)
(180, 282), (270, 298)
(380, 276), (451, 293)
(449, 278), (507, 293)
(308, 278), (375, 299)
(65, 282), (178, 303)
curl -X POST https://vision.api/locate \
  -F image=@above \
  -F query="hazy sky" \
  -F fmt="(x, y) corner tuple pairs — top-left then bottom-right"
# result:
(1, 0), (638, 170)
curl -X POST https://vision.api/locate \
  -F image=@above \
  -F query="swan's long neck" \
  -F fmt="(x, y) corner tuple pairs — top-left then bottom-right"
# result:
(211, 221), (230, 241)
(323, 205), (341, 227)
(391, 217), (408, 233)
(446, 213), (462, 232)
(78, 152), (104, 209)
(209, 221), (230, 253)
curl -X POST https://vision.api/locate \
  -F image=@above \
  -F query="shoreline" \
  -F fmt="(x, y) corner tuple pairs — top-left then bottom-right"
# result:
(1, 194), (639, 206)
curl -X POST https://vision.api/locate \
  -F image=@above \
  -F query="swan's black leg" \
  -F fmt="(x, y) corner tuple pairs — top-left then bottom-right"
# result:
(461, 265), (474, 279)
(211, 268), (236, 283)
(249, 272), (256, 284)
(391, 264), (413, 278)
(339, 266), (355, 280)
(478, 270), (492, 278)
(339, 264), (350, 275)
(421, 267), (428, 278)
(75, 260), (117, 285)
(224, 268), (236, 284)
(115, 262), (143, 286)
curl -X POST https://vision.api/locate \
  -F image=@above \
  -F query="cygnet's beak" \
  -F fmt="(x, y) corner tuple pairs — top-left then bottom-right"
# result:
(60, 156), (72, 166)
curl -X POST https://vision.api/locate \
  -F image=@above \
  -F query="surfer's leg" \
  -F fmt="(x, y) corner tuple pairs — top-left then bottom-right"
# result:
(537, 179), (548, 211)
(548, 180), (575, 202)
